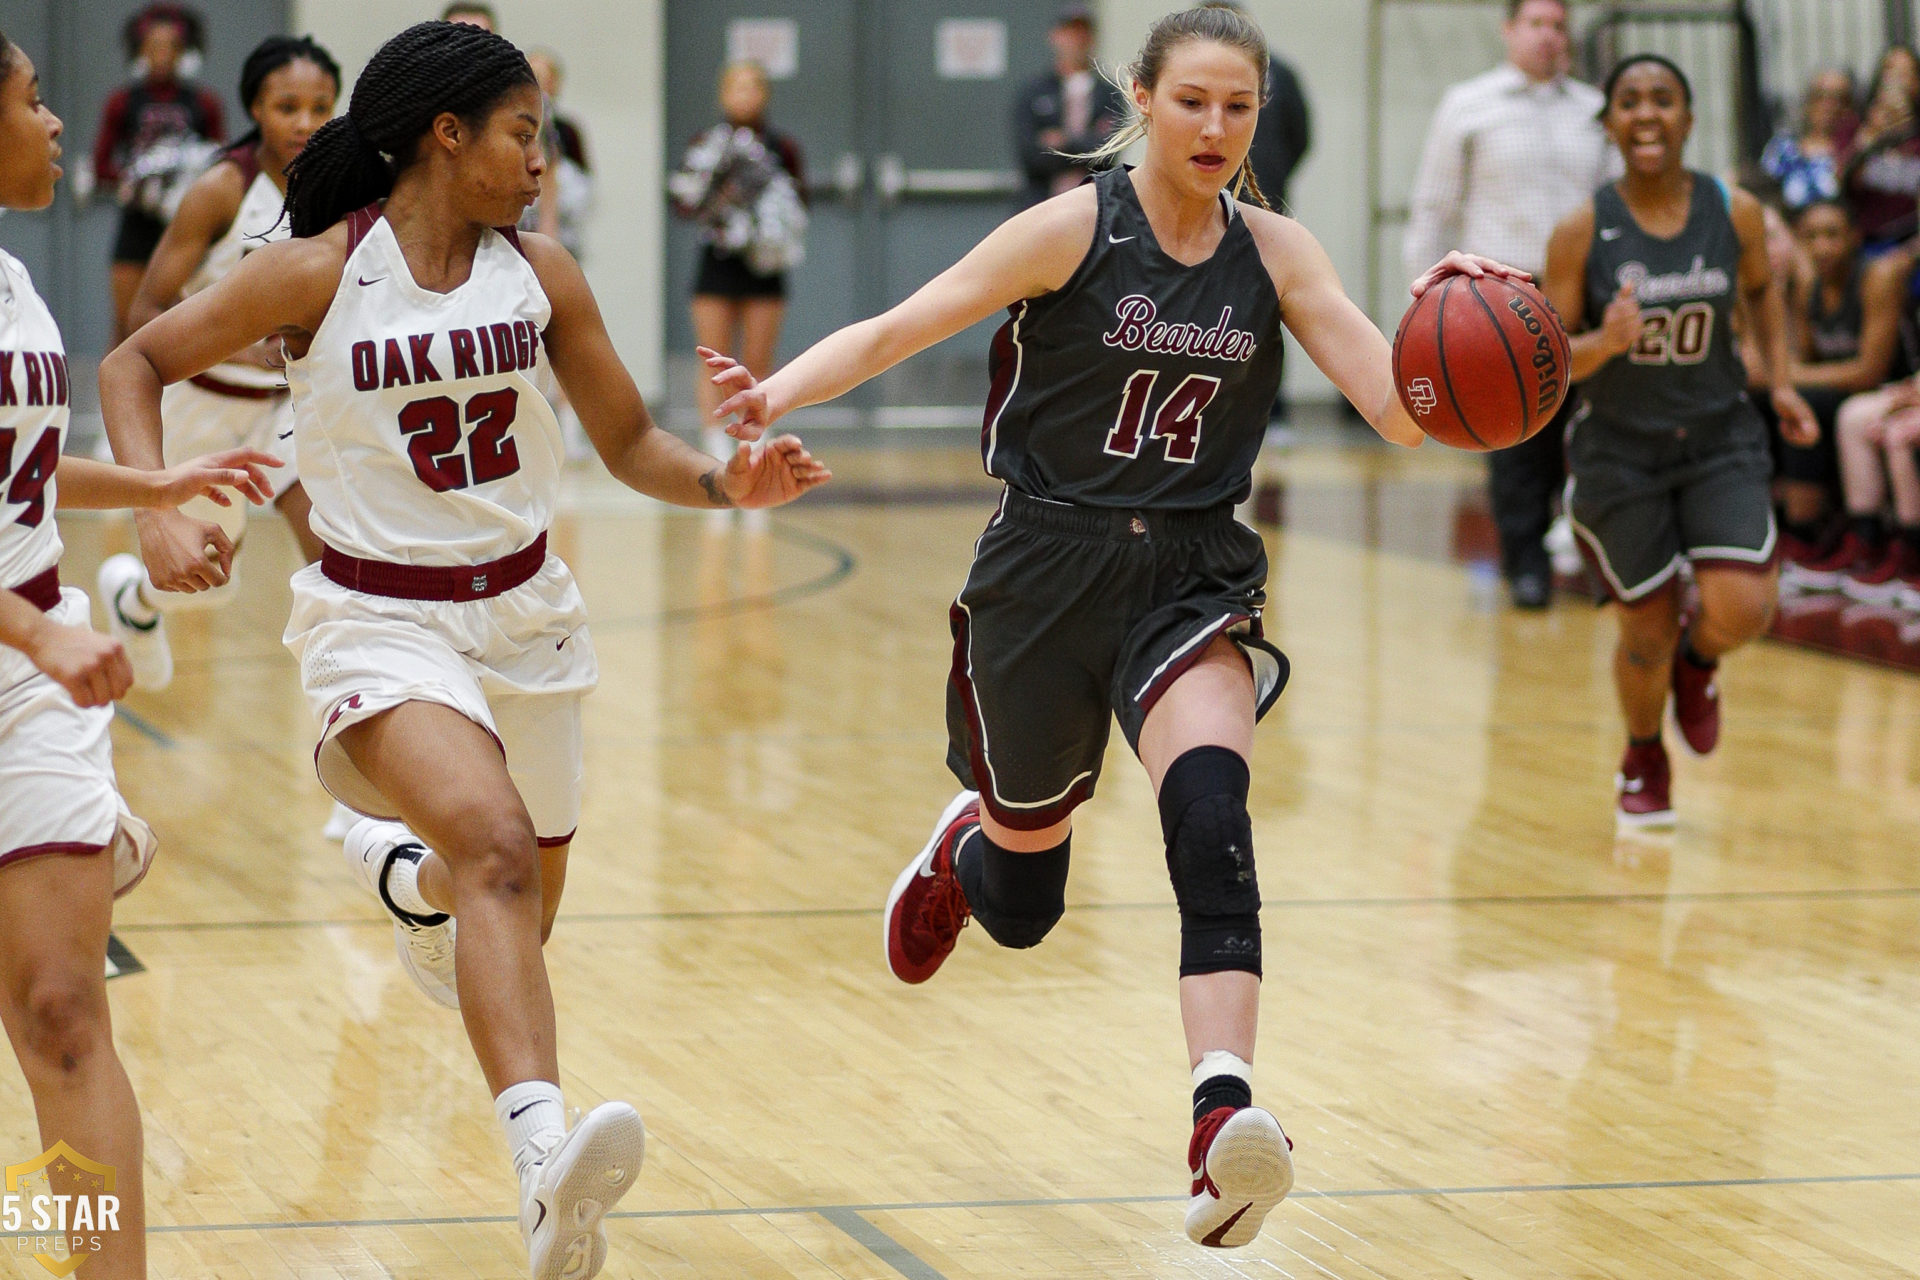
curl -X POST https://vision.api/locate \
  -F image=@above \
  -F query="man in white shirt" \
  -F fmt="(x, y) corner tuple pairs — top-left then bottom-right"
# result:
(1405, 0), (1612, 608)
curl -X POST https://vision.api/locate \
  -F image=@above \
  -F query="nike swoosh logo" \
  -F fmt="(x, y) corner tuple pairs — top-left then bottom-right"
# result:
(357, 275), (387, 287)
(276, 430), (294, 440)
(508, 1101), (541, 1120)
(529, 1201), (547, 1235)
(1202, 1202), (1252, 1247)
(555, 635), (569, 651)
(1109, 234), (1136, 244)
(1621, 778), (1645, 794)
(1599, 228), (1623, 240)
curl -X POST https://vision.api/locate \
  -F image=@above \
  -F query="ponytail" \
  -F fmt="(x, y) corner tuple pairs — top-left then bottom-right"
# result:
(283, 20), (533, 238)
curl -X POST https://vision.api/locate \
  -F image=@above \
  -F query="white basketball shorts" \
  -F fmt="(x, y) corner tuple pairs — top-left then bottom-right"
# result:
(282, 555), (598, 845)
(0, 588), (158, 897)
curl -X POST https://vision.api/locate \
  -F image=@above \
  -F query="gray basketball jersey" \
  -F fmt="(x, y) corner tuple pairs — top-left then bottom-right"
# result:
(981, 166), (1284, 508)
(1582, 173), (1751, 434)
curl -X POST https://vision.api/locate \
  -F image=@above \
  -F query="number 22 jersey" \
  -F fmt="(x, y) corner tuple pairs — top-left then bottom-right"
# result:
(981, 165), (1284, 510)
(283, 204), (563, 565)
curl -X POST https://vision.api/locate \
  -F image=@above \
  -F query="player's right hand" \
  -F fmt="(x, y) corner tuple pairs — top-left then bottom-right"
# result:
(27, 619), (132, 707)
(135, 506), (236, 593)
(1600, 283), (1644, 356)
(702, 345), (772, 441)
(153, 448), (283, 509)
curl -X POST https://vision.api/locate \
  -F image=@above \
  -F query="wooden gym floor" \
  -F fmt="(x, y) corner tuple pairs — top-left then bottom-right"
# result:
(6, 438), (1917, 1279)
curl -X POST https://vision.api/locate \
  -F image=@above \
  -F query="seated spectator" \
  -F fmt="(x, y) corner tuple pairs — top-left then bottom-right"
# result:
(1768, 200), (1909, 561)
(1796, 381), (1920, 606)
(1841, 46), (1920, 253)
(1762, 69), (1857, 211)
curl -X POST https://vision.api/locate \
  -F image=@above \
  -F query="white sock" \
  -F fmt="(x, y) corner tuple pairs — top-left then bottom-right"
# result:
(1192, 1049), (1253, 1091)
(383, 841), (439, 917)
(495, 1080), (567, 1179)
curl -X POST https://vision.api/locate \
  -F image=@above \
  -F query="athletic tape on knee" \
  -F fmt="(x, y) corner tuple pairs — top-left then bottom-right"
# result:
(1158, 747), (1262, 977)
(955, 830), (1070, 950)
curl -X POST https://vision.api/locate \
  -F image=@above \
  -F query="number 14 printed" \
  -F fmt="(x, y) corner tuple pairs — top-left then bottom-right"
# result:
(1104, 370), (1220, 464)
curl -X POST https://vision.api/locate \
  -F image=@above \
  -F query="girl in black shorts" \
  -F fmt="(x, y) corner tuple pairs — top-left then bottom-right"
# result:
(1543, 55), (1818, 829)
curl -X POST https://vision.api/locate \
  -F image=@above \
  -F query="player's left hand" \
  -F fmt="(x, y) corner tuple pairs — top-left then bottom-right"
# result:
(1773, 386), (1820, 447)
(718, 435), (832, 509)
(1411, 251), (1532, 298)
(152, 448), (283, 509)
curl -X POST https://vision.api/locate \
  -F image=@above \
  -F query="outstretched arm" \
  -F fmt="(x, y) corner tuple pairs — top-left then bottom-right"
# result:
(525, 233), (829, 509)
(55, 451), (281, 511)
(713, 189), (1096, 434)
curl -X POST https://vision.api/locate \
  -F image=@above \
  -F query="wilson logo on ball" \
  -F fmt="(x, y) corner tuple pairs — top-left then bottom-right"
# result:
(1407, 378), (1438, 416)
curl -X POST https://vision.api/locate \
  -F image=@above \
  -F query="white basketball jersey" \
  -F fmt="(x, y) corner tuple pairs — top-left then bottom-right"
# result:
(284, 206), (562, 566)
(0, 249), (68, 589)
(183, 158), (291, 391)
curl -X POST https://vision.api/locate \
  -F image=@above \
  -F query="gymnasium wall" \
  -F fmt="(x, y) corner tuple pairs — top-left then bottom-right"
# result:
(289, 0), (669, 399)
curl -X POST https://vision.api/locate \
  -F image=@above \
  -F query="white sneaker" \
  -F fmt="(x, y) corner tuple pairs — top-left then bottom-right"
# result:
(322, 801), (358, 842)
(343, 817), (458, 1009)
(97, 553), (172, 690)
(1545, 514), (1582, 579)
(1185, 1106), (1293, 1249)
(521, 1101), (646, 1280)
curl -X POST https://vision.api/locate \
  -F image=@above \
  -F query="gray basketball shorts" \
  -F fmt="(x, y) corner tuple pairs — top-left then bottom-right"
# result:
(1565, 405), (1778, 603)
(946, 488), (1290, 831)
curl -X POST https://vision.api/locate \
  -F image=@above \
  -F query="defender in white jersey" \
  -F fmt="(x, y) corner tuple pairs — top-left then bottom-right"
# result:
(100, 36), (340, 695)
(101, 22), (829, 1280)
(0, 36), (283, 1277)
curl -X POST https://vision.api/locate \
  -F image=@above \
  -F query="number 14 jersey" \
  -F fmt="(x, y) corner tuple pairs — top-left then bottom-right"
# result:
(981, 166), (1284, 510)
(284, 204), (562, 565)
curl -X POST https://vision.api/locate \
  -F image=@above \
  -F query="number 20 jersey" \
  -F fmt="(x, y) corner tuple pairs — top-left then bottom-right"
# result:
(1581, 173), (1751, 437)
(981, 166), (1284, 509)
(283, 205), (562, 566)
(0, 249), (69, 589)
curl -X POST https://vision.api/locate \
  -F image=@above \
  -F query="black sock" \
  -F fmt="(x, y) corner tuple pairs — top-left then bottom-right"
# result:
(1193, 1074), (1252, 1123)
(1782, 514), (1823, 544)
(1901, 525), (1920, 556)
(1851, 513), (1887, 548)
(1678, 630), (1714, 669)
(953, 829), (1070, 949)
(1629, 733), (1662, 749)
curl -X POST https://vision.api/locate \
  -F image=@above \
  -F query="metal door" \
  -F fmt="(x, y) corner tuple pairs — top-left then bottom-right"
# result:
(663, 0), (1055, 428)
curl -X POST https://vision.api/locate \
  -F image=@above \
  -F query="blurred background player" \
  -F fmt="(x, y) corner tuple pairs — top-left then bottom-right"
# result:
(1, 31), (282, 1277)
(1014, 6), (1125, 207)
(1404, 0), (1611, 610)
(98, 35), (340, 696)
(99, 21), (828, 1278)
(1545, 54), (1818, 829)
(89, 3), (225, 345)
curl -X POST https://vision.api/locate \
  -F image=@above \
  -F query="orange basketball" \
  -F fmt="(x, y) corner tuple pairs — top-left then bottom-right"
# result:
(1391, 275), (1571, 451)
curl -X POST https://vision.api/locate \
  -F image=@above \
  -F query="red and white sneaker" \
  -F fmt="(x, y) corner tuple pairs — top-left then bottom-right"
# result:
(1185, 1106), (1294, 1248)
(1793, 530), (1872, 590)
(1841, 540), (1909, 604)
(1669, 645), (1720, 756)
(883, 791), (978, 984)
(1616, 739), (1675, 830)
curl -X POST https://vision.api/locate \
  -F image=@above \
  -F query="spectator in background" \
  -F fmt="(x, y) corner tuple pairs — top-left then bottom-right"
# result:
(1841, 45), (1920, 253)
(1761, 69), (1857, 211)
(1202, 0), (1312, 434)
(1014, 6), (1125, 207)
(1404, 0), (1610, 609)
(92, 3), (224, 344)
(1750, 198), (1906, 566)
(670, 61), (807, 468)
(440, 3), (496, 31)
(525, 48), (593, 258)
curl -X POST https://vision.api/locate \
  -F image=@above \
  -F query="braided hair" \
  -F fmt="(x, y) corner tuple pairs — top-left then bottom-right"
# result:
(229, 35), (341, 153)
(283, 21), (534, 238)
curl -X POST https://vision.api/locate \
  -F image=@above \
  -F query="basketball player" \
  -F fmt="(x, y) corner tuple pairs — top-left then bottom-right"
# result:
(1, 31), (282, 1278)
(1542, 54), (1818, 828)
(99, 23), (827, 1280)
(99, 35), (339, 696)
(704, 5), (1516, 1249)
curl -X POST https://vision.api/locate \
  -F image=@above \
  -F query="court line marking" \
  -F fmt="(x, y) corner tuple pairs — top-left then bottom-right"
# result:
(112, 705), (175, 748)
(110, 884), (1920, 935)
(818, 1207), (949, 1280)
(140, 1170), (1920, 1236)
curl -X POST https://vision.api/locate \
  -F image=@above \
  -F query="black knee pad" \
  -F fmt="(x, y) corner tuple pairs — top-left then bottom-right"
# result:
(956, 832), (1070, 949)
(1158, 747), (1261, 977)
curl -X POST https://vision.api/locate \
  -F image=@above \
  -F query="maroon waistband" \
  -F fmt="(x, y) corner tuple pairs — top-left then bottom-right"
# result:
(321, 532), (547, 602)
(188, 372), (287, 401)
(8, 566), (61, 613)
